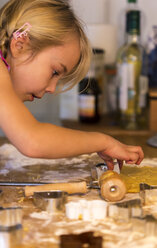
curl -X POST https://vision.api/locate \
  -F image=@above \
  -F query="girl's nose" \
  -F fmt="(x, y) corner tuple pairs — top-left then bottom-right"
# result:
(45, 80), (58, 94)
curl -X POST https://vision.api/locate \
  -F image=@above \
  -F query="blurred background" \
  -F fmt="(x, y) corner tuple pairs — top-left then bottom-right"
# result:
(0, 0), (157, 135)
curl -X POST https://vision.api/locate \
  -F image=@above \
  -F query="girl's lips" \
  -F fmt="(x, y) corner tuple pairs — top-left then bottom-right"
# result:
(30, 94), (39, 101)
(30, 95), (34, 101)
(32, 94), (41, 99)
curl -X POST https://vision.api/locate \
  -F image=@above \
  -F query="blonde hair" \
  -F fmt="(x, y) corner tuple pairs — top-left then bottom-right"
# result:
(0, 0), (91, 91)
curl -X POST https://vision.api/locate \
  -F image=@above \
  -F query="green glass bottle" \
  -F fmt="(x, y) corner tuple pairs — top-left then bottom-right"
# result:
(117, 10), (148, 130)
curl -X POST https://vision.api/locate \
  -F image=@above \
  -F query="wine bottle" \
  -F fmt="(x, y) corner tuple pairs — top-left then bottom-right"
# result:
(78, 48), (104, 123)
(117, 10), (148, 130)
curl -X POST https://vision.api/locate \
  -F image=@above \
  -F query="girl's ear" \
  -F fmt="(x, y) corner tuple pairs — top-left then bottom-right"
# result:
(10, 36), (29, 57)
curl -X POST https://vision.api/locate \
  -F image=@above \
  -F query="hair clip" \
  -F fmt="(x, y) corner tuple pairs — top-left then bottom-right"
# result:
(13, 22), (32, 40)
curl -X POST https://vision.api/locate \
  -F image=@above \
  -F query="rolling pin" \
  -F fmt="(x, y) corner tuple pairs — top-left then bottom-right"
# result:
(99, 170), (126, 202)
(25, 181), (87, 197)
(24, 171), (126, 201)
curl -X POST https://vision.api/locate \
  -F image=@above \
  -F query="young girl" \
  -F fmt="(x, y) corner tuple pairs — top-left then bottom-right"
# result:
(0, 0), (144, 170)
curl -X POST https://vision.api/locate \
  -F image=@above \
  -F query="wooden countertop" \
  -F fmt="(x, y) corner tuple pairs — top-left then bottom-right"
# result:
(61, 118), (157, 158)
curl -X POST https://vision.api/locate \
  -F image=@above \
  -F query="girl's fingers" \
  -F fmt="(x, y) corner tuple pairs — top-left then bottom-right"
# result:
(106, 160), (114, 170)
(97, 152), (114, 170)
(125, 151), (140, 164)
(127, 146), (144, 158)
(98, 144), (144, 169)
(97, 152), (106, 161)
(136, 153), (144, 165)
(117, 159), (123, 170)
(126, 146), (144, 165)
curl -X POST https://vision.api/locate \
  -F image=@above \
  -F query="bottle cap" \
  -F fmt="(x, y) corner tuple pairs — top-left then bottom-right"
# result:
(92, 48), (105, 54)
(128, 0), (137, 3)
(127, 10), (140, 35)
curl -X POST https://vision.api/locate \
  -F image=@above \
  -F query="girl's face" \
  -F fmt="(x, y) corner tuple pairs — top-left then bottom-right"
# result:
(9, 36), (80, 102)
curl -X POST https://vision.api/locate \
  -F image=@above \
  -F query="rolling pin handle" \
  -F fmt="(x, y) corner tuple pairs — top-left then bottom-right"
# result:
(25, 181), (88, 197)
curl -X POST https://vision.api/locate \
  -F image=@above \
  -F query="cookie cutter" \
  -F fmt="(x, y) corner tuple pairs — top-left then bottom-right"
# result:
(95, 161), (120, 179)
(33, 190), (68, 213)
(140, 183), (157, 191)
(0, 192), (23, 247)
(144, 215), (157, 236)
(95, 163), (108, 179)
(132, 215), (157, 236)
(108, 199), (143, 220)
(0, 228), (22, 248)
(140, 183), (157, 205)
(130, 214), (157, 236)
(90, 162), (121, 190)
(0, 207), (23, 232)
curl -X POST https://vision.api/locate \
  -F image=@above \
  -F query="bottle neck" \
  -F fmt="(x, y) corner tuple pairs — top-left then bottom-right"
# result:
(127, 0), (138, 10)
(127, 3), (138, 10)
(126, 33), (140, 44)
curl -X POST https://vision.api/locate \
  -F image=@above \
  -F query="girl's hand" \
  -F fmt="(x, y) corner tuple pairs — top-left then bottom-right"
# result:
(97, 135), (144, 170)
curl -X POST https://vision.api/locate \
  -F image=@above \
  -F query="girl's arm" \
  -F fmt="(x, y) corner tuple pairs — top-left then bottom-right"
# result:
(0, 61), (144, 168)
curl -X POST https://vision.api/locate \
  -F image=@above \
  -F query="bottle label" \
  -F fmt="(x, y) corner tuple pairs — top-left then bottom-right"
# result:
(118, 62), (136, 111)
(78, 95), (95, 117)
(139, 75), (148, 108)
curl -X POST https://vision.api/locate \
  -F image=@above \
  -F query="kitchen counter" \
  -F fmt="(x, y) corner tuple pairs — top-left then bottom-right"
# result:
(62, 118), (157, 157)
(0, 121), (157, 248)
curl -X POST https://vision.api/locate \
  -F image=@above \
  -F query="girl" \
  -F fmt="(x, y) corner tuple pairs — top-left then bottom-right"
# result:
(0, 0), (144, 170)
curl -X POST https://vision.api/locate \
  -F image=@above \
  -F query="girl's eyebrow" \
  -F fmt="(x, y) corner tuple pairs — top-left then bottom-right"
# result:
(60, 63), (67, 73)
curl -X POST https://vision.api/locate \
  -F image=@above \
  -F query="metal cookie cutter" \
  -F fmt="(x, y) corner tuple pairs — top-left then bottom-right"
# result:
(90, 163), (108, 189)
(0, 228), (23, 248)
(95, 163), (108, 179)
(140, 183), (157, 205)
(33, 190), (68, 213)
(108, 199), (143, 220)
(0, 207), (23, 232)
(0, 207), (23, 247)
(144, 215), (157, 236)
(91, 161), (120, 188)
(95, 161), (120, 179)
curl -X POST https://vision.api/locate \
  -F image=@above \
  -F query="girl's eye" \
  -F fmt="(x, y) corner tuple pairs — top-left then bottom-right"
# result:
(52, 70), (59, 76)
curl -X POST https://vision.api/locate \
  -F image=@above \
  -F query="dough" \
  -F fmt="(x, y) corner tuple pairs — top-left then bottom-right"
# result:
(120, 166), (157, 193)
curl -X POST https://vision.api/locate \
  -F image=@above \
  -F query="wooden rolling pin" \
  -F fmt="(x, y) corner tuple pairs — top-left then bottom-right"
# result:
(25, 171), (126, 202)
(99, 171), (126, 202)
(25, 181), (87, 197)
